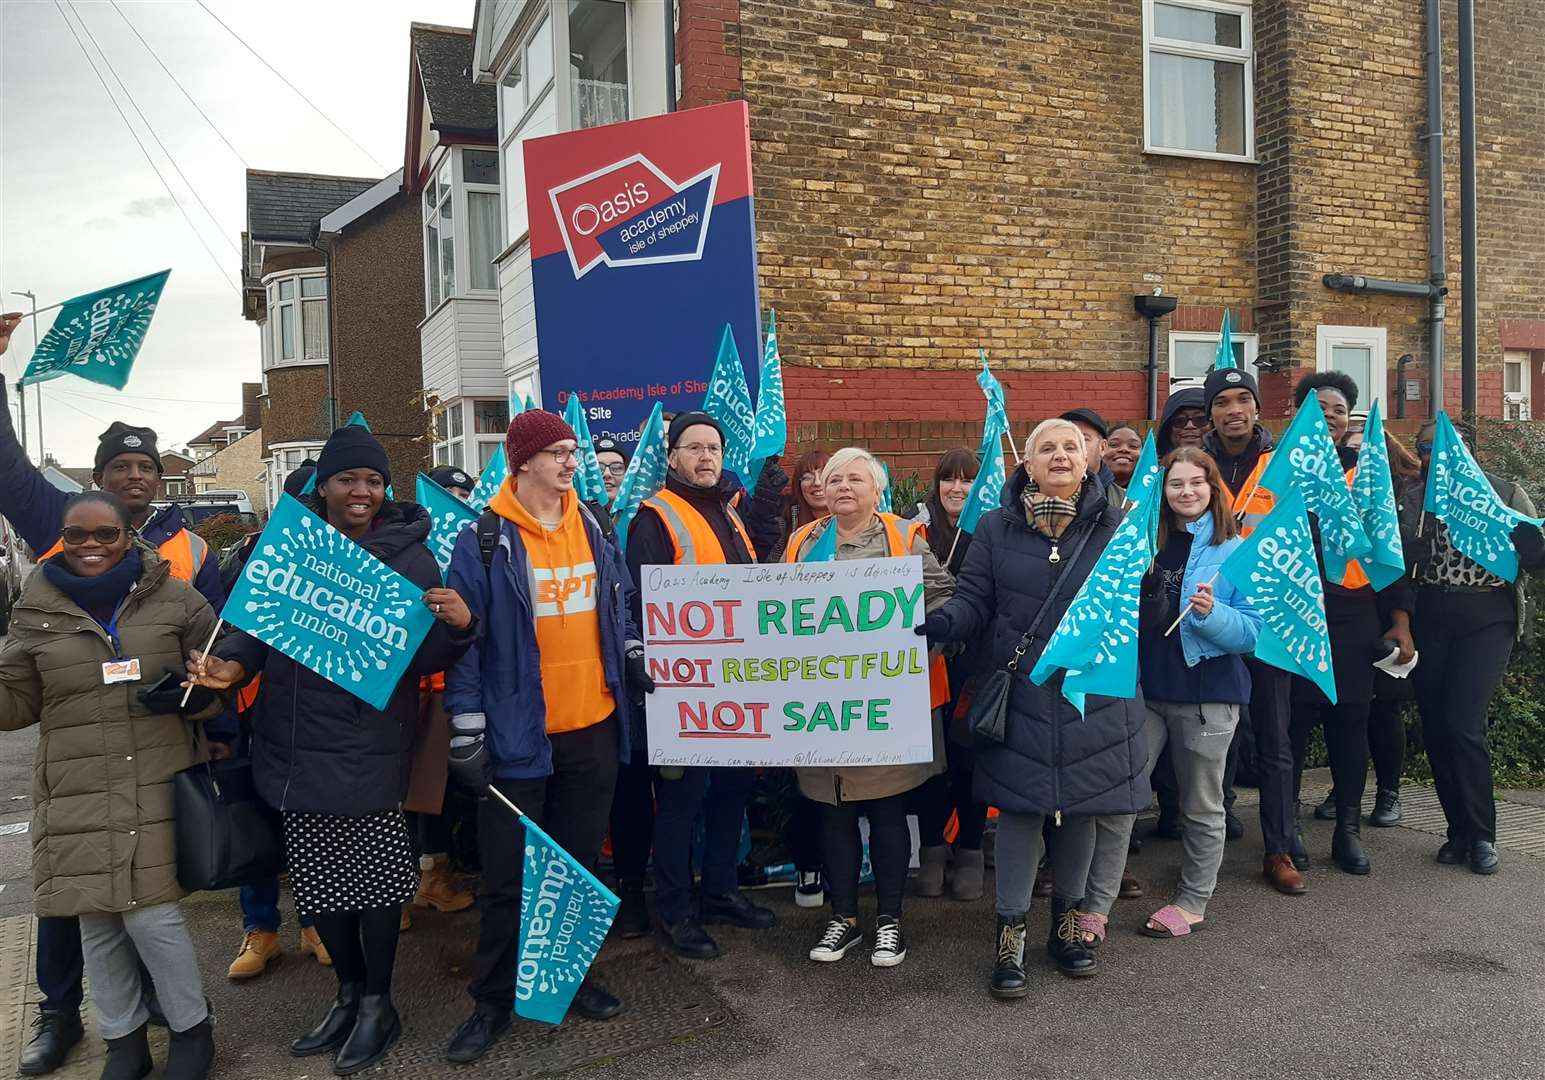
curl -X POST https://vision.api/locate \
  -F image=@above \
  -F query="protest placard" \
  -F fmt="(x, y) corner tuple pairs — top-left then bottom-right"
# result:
(641, 556), (933, 768)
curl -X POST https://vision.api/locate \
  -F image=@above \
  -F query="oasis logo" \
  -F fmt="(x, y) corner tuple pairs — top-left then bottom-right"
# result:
(548, 153), (720, 279)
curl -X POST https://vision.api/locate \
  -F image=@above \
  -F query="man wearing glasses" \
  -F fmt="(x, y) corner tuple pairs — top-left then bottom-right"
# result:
(625, 412), (784, 960)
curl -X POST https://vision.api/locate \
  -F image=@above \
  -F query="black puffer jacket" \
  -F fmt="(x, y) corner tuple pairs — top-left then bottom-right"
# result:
(928, 470), (1151, 817)
(219, 500), (476, 816)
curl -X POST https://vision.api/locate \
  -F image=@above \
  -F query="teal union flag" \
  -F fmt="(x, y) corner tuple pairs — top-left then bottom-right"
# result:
(415, 472), (476, 576)
(1350, 400), (1405, 591)
(748, 309), (787, 477)
(1422, 410), (1544, 583)
(1028, 466), (1161, 713)
(516, 814), (619, 1024)
(467, 444), (509, 514)
(977, 349), (1009, 438)
(799, 518), (838, 562)
(1220, 488), (1337, 703)
(957, 412), (1007, 536)
(222, 494), (437, 710)
(1126, 430), (1160, 504)
(1257, 393), (1371, 582)
(701, 324), (757, 478)
(613, 403), (669, 552)
(1213, 309), (1237, 370)
(20, 269), (171, 389)
(563, 393), (611, 507)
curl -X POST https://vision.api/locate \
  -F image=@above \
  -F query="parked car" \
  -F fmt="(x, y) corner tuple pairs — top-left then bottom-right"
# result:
(0, 515), (29, 634)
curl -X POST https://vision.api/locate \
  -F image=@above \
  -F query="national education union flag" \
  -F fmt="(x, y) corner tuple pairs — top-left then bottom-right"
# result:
(1350, 400), (1405, 592)
(20, 269), (170, 390)
(957, 412), (1007, 536)
(1126, 430), (1160, 505)
(613, 403), (669, 552)
(1029, 467), (1161, 713)
(416, 472), (477, 576)
(563, 393), (611, 507)
(222, 494), (437, 711)
(467, 444), (508, 514)
(749, 309), (787, 471)
(977, 349), (1009, 442)
(1220, 488), (1337, 703)
(1257, 393), (1371, 581)
(701, 323), (757, 479)
(1422, 411), (1544, 582)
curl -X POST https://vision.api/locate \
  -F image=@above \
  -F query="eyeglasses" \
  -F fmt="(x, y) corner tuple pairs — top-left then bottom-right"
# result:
(1174, 415), (1209, 429)
(62, 526), (124, 545)
(599, 462), (628, 476)
(542, 447), (580, 465)
(676, 443), (724, 457)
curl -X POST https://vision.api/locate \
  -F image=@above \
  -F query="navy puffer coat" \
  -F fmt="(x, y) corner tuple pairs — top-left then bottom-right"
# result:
(929, 470), (1151, 817)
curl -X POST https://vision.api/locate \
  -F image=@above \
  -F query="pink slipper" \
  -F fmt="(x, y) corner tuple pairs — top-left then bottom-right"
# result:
(1076, 911), (1107, 947)
(1139, 904), (1205, 939)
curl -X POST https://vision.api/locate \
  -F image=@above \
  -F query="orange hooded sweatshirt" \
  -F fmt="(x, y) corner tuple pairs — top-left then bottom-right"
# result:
(489, 479), (614, 733)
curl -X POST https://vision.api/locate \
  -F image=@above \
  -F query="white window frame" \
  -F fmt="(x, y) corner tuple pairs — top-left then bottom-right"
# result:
(1168, 330), (1260, 385)
(1504, 350), (1533, 421)
(424, 147), (503, 311)
(266, 442), (325, 510)
(431, 400), (468, 469)
(463, 148), (503, 293)
(1316, 325), (1387, 412)
(261, 268), (328, 369)
(1142, 0), (1256, 163)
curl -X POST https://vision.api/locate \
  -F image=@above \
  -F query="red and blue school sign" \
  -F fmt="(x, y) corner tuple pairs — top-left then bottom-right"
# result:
(524, 101), (760, 445)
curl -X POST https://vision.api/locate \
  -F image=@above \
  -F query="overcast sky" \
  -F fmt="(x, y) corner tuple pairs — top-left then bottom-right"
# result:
(1, 0), (473, 467)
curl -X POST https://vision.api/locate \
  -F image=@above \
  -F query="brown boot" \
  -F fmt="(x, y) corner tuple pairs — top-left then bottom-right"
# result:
(1119, 868), (1144, 899)
(299, 926), (332, 966)
(399, 905), (413, 932)
(414, 856), (475, 912)
(227, 929), (282, 980)
(1263, 853), (1307, 895)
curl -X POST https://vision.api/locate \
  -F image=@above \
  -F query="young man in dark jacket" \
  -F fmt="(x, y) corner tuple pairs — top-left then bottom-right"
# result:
(0, 335), (231, 1075)
(440, 410), (650, 1065)
(624, 412), (784, 961)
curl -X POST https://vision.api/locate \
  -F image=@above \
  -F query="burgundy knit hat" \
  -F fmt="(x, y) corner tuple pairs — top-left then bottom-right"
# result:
(505, 409), (578, 473)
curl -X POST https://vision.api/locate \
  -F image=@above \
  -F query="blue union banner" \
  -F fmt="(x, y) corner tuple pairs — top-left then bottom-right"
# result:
(516, 814), (619, 1025)
(223, 494), (436, 710)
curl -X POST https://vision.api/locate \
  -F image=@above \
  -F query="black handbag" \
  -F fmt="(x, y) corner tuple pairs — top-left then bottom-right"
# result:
(174, 755), (284, 892)
(968, 523), (1097, 746)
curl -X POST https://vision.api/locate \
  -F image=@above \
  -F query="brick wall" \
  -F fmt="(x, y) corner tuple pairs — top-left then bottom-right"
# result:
(260, 366), (330, 457)
(329, 192), (431, 487)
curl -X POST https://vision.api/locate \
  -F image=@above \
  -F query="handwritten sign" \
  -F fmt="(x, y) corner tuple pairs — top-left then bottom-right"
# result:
(641, 556), (932, 767)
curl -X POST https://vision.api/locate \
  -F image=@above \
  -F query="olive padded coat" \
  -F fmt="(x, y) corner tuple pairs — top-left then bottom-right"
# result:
(0, 547), (220, 917)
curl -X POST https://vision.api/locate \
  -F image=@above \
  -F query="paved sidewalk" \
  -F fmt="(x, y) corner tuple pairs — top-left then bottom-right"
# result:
(4, 773), (1544, 1079)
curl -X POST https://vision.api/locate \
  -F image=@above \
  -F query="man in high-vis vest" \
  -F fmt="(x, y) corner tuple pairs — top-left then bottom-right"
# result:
(625, 411), (786, 961)
(1200, 366), (1306, 897)
(0, 343), (232, 1073)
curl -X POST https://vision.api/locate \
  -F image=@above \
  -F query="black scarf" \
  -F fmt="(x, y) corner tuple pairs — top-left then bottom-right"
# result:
(43, 548), (143, 627)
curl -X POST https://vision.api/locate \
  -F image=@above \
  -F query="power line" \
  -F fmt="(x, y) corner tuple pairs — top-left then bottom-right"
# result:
(66, 0), (240, 257)
(51, 386), (245, 408)
(107, 0), (251, 168)
(193, 0), (388, 172)
(51, 1), (241, 295)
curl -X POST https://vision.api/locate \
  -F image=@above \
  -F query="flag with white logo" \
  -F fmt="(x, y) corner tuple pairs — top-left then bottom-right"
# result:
(563, 393), (611, 507)
(515, 813), (618, 1024)
(613, 403), (669, 552)
(1257, 393), (1371, 581)
(467, 444), (509, 514)
(20, 270), (171, 390)
(1350, 400), (1405, 591)
(1422, 411), (1543, 582)
(701, 323), (757, 478)
(958, 412), (1007, 536)
(416, 473), (476, 576)
(748, 309), (787, 479)
(977, 349), (1009, 443)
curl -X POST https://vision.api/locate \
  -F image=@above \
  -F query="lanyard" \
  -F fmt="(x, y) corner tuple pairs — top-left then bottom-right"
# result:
(99, 596), (132, 660)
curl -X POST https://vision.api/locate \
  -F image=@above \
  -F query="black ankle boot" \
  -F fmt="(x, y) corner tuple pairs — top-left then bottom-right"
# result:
(18, 1007), (83, 1076)
(99, 1023), (152, 1080)
(989, 914), (1029, 1000)
(1046, 897), (1098, 978)
(163, 1018), (214, 1080)
(292, 982), (362, 1057)
(616, 879), (650, 939)
(333, 994), (400, 1076)
(1369, 787), (1402, 827)
(1332, 806), (1371, 875)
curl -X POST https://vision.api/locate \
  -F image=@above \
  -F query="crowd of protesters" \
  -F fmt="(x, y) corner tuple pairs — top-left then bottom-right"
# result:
(0, 311), (1539, 1076)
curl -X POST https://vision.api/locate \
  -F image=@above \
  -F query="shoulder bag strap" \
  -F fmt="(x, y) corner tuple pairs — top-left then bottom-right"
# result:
(1004, 520), (1098, 674)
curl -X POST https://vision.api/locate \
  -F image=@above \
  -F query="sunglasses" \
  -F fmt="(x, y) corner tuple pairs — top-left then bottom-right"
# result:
(61, 526), (125, 545)
(1174, 416), (1209, 430)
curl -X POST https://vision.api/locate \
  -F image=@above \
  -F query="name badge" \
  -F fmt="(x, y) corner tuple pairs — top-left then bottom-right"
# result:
(102, 659), (141, 685)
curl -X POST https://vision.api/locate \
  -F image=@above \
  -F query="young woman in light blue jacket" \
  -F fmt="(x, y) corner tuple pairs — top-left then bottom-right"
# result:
(1082, 447), (1262, 941)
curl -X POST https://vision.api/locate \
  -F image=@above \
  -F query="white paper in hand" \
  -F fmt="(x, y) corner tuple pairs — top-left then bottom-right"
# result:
(1372, 646), (1419, 679)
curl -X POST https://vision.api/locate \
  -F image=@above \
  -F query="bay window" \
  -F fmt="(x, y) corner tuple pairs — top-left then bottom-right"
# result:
(263, 269), (327, 368)
(424, 149), (502, 309)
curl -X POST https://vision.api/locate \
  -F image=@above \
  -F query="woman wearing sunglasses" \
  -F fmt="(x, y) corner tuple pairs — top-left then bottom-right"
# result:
(0, 492), (225, 1079)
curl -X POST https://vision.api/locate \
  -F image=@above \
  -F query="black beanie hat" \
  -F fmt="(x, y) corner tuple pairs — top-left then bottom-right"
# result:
(594, 435), (631, 464)
(1203, 366), (1262, 414)
(282, 459), (317, 498)
(428, 464), (475, 492)
(94, 422), (161, 474)
(314, 425), (391, 487)
(667, 411), (725, 450)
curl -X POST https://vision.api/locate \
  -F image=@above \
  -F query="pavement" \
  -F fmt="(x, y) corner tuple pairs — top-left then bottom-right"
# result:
(2, 712), (1544, 1079)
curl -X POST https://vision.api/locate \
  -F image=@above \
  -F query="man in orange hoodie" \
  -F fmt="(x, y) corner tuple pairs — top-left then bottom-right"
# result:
(441, 411), (651, 1065)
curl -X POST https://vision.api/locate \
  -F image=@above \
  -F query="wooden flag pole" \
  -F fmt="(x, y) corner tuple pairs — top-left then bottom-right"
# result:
(944, 526), (966, 570)
(1001, 428), (1023, 466)
(180, 619), (224, 707)
(1164, 570), (1221, 637)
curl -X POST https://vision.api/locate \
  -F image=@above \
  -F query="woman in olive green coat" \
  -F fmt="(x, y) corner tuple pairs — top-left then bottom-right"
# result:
(0, 492), (222, 1080)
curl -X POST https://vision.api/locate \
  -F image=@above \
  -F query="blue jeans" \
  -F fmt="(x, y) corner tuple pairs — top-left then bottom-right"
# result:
(240, 878), (313, 933)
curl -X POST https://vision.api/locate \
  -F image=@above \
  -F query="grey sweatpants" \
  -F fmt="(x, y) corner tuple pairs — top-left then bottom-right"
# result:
(993, 811), (1097, 918)
(1086, 702), (1240, 917)
(79, 902), (208, 1039)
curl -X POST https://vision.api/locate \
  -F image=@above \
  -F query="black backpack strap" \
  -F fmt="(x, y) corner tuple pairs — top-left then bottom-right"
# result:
(477, 510), (501, 577)
(578, 499), (617, 543)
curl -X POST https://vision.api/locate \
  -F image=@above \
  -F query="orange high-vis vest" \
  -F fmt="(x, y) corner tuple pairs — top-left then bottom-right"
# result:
(1232, 455), (1372, 589)
(784, 513), (951, 709)
(641, 488), (758, 565)
(1339, 464), (1372, 590)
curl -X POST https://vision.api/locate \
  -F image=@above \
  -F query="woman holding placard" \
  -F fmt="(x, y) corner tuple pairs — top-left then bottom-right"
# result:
(918, 418), (1150, 994)
(1082, 448), (1260, 941)
(186, 425), (476, 1076)
(0, 492), (224, 1080)
(784, 446), (955, 970)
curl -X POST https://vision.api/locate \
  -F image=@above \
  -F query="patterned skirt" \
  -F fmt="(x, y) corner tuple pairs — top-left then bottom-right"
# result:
(283, 809), (420, 917)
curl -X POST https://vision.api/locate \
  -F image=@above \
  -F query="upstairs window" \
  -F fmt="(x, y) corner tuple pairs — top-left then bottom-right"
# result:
(264, 270), (327, 367)
(1144, 0), (1254, 161)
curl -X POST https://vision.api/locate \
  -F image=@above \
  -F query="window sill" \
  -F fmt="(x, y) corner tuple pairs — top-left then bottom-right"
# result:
(1143, 145), (1257, 166)
(495, 233), (531, 265)
(263, 358), (330, 371)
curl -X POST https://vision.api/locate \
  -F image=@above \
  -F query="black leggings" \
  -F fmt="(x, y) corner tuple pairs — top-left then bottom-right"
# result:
(1367, 699), (1406, 792)
(912, 745), (987, 850)
(311, 907), (401, 996)
(821, 795), (910, 919)
(405, 811), (450, 859)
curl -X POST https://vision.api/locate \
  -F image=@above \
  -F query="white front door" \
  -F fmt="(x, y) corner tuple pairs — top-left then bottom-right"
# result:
(1504, 351), (1532, 420)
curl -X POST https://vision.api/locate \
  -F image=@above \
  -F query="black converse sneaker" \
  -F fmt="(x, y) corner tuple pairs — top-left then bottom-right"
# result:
(870, 916), (907, 968)
(808, 918), (862, 962)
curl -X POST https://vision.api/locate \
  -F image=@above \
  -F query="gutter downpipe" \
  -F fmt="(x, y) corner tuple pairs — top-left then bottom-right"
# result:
(1425, 0), (1447, 418)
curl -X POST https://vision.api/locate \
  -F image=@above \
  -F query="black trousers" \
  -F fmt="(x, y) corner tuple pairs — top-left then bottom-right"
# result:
(1245, 658), (1296, 854)
(608, 750), (654, 883)
(821, 794), (911, 919)
(468, 718), (619, 1012)
(36, 916), (84, 1014)
(786, 793), (824, 873)
(1367, 698), (1406, 792)
(651, 766), (754, 924)
(912, 742), (987, 850)
(1291, 701), (1371, 813)
(1414, 587), (1515, 845)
